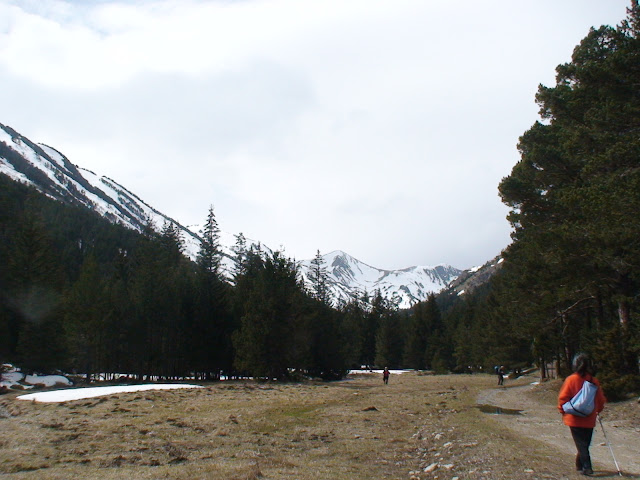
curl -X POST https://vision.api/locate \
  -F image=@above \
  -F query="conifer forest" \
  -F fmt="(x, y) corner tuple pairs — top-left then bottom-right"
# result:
(1, 2), (639, 400)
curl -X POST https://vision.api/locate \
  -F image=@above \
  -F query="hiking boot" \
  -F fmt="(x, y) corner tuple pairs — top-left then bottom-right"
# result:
(582, 467), (594, 476)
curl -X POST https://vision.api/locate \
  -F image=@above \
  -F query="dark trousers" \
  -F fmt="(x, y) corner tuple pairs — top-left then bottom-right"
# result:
(570, 426), (594, 470)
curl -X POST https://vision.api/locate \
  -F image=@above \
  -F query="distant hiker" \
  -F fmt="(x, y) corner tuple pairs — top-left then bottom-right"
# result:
(383, 368), (390, 385)
(557, 353), (606, 477)
(497, 365), (505, 386)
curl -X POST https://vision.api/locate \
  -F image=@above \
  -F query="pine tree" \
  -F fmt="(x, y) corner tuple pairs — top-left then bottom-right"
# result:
(497, 2), (640, 388)
(197, 205), (222, 277)
(309, 250), (331, 304)
(103, 249), (134, 377)
(160, 220), (184, 263)
(340, 295), (367, 368)
(306, 302), (348, 380)
(128, 223), (190, 380)
(374, 309), (404, 369)
(63, 255), (106, 381)
(404, 302), (429, 370)
(372, 291), (403, 368)
(359, 290), (380, 368)
(423, 294), (446, 371)
(231, 233), (249, 280)
(233, 250), (302, 379)
(8, 212), (67, 372)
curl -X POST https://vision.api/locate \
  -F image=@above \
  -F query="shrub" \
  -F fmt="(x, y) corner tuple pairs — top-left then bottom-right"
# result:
(600, 374), (640, 402)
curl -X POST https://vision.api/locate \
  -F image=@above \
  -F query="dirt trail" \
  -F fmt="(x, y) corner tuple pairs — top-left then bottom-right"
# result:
(477, 376), (640, 478)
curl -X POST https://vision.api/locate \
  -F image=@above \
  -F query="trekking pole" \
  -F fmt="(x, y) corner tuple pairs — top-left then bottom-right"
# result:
(597, 414), (622, 476)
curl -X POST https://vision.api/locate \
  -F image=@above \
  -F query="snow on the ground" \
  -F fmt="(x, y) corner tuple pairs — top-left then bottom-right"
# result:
(16, 384), (203, 403)
(0, 368), (72, 390)
(349, 369), (408, 375)
(24, 374), (73, 387)
(2, 365), (203, 403)
(1, 371), (27, 388)
(3, 365), (408, 404)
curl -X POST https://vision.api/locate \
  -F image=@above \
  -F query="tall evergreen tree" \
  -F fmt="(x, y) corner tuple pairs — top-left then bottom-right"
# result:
(197, 205), (222, 277)
(372, 291), (403, 368)
(497, 2), (640, 392)
(191, 206), (233, 380)
(309, 250), (331, 305)
(423, 293), (447, 371)
(233, 250), (302, 379)
(64, 255), (106, 381)
(7, 211), (67, 372)
(404, 301), (429, 370)
(231, 233), (251, 280)
(340, 294), (367, 368)
(359, 290), (379, 368)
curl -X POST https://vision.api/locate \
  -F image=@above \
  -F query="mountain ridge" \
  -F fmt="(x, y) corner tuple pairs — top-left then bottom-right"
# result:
(300, 250), (460, 307)
(0, 121), (462, 308)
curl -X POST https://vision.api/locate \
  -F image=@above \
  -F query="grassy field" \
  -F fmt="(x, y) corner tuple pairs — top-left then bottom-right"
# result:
(0, 372), (629, 479)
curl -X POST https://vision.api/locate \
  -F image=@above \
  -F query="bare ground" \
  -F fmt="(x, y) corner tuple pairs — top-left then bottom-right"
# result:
(477, 376), (640, 479)
(0, 372), (638, 479)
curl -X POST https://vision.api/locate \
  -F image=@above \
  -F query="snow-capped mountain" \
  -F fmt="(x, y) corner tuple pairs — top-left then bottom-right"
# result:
(300, 251), (461, 308)
(0, 122), (204, 256)
(0, 122), (461, 308)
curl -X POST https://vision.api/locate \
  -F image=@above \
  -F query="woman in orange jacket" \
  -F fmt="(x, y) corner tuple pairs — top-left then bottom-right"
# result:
(557, 353), (607, 476)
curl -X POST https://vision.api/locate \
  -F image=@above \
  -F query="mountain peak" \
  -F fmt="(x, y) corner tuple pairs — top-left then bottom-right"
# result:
(1, 121), (462, 309)
(301, 250), (461, 309)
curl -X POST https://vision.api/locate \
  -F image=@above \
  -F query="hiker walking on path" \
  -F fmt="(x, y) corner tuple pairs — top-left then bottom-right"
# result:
(497, 365), (505, 386)
(557, 353), (607, 476)
(383, 368), (390, 384)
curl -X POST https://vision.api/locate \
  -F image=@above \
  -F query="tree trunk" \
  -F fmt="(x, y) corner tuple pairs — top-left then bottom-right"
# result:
(617, 299), (639, 375)
(618, 300), (630, 328)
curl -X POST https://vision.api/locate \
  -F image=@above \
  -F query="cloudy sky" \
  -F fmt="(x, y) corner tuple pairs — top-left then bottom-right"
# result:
(0, 0), (631, 270)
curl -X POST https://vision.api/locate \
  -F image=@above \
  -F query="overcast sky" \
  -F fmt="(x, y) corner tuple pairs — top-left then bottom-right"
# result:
(0, 0), (631, 270)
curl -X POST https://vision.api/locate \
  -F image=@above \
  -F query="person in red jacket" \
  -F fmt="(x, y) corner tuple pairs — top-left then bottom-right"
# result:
(557, 353), (607, 476)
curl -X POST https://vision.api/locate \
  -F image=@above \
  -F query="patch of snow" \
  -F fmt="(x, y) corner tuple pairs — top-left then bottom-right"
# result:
(0, 158), (32, 184)
(0, 371), (25, 388)
(349, 369), (408, 375)
(1, 368), (72, 390)
(24, 374), (72, 387)
(16, 384), (203, 403)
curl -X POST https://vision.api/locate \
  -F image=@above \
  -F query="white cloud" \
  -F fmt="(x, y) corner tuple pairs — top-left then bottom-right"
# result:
(0, 0), (631, 269)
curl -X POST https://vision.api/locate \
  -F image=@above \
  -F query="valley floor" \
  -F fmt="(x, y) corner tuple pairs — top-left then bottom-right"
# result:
(0, 372), (638, 479)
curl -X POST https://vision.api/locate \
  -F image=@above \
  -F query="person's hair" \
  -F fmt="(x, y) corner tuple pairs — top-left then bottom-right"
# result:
(572, 353), (594, 376)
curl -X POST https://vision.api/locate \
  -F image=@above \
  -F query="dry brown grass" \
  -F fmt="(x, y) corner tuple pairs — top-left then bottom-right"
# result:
(1, 372), (636, 479)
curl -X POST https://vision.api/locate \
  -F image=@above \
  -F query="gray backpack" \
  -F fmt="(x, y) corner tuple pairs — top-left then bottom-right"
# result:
(562, 378), (598, 417)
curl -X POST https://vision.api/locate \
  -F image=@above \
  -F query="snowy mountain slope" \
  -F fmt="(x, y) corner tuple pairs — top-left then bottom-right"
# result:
(0, 122), (203, 256)
(445, 255), (503, 297)
(300, 251), (461, 309)
(0, 121), (461, 308)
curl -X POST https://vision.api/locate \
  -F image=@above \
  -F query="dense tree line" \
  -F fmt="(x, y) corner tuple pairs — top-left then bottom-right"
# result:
(435, 2), (640, 400)
(1, 178), (436, 381)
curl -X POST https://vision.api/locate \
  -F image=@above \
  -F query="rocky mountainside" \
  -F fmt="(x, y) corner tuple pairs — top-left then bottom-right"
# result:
(0, 121), (461, 308)
(444, 255), (503, 297)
